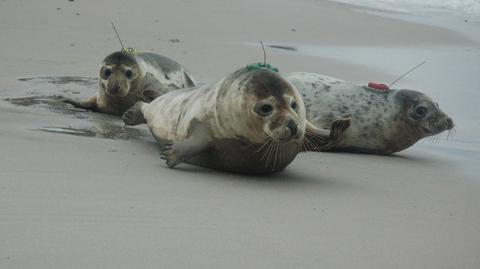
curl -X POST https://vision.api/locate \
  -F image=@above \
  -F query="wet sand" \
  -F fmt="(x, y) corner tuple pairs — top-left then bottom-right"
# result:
(1, 0), (479, 268)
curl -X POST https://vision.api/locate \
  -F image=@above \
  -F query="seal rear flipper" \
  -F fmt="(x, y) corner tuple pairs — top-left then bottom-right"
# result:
(122, 102), (146, 125)
(304, 118), (351, 152)
(159, 121), (213, 168)
(60, 95), (98, 112)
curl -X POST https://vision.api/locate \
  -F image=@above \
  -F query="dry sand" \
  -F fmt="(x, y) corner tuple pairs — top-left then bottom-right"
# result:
(1, 0), (479, 268)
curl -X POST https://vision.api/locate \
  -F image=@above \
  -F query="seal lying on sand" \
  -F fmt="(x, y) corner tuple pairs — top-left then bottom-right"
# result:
(123, 66), (350, 174)
(62, 48), (196, 115)
(286, 72), (454, 154)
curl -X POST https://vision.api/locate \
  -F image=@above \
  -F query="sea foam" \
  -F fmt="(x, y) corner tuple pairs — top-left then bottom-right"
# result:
(332, 0), (480, 16)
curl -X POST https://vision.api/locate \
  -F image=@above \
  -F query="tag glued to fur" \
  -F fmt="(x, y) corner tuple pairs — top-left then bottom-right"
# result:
(367, 82), (390, 91)
(122, 47), (139, 55)
(246, 62), (279, 72)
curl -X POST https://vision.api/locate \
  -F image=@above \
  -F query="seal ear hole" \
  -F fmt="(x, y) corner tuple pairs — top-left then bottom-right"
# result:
(416, 106), (428, 117)
(125, 69), (134, 80)
(255, 103), (274, 117)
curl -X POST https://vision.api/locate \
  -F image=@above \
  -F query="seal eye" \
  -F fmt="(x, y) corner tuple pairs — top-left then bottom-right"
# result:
(416, 106), (428, 116)
(125, 70), (134, 80)
(103, 68), (111, 78)
(256, 104), (274, 117)
(291, 101), (298, 111)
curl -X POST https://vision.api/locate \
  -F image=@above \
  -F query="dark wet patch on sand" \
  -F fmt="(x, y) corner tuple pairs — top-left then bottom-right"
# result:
(4, 95), (67, 107)
(268, 45), (297, 51)
(7, 76), (150, 142)
(7, 75), (99, 115)
(18, 76), (97, 86)
(38, 127), (96, 137)
(36, 123), (149, 140)
(4, 95), (89, 118)
(5, 96), (52, 106)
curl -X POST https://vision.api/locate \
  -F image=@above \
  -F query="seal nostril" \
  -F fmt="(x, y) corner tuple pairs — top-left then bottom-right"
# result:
(111, 85), (120, 94)
(446, 117), (453, 128)
(287, 120), (297, 136)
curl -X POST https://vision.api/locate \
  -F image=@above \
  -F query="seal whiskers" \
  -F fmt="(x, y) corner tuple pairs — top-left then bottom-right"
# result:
(304, 136), (320, 152)
(255, 139), (272, 153)
(264, 142), (276, 169)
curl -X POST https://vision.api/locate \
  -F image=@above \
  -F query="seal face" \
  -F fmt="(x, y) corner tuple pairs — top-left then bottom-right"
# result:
(62, 49), (196, 115)
(123, 67), (350, 174)
(286, 72), (453, 154)
(100, 51), (140, 97)
(395, 89), (454, 138)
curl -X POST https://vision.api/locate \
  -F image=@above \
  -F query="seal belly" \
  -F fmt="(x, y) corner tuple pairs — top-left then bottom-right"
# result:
(186, 139), (300, 174)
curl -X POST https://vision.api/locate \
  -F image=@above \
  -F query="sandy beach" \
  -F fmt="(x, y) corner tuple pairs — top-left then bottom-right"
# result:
(1, 0), (479, 268)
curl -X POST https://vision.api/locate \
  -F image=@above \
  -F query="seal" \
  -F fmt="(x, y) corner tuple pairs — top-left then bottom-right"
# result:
(62, 48), (196, 115)
(286, 72), (454, 155)
(123, 66), (350, 174)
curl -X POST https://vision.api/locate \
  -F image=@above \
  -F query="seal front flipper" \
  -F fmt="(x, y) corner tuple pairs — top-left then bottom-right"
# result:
(159, 120), (213, 168)
(304, 118), (351, 152)
(122, 102), (146, 125)
(61, 95), (98, 112)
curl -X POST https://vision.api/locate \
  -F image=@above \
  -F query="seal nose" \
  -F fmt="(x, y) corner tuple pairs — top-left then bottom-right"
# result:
(446, 117), (454, 129)
(110, 84), (120, 94)
(286, 120), (297, 136)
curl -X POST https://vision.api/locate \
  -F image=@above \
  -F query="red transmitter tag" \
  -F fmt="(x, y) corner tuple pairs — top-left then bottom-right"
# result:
(367, 82), (390, 91)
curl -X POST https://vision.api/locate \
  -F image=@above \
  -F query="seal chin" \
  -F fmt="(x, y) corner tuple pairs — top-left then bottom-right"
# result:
(276, 137), (293, 143)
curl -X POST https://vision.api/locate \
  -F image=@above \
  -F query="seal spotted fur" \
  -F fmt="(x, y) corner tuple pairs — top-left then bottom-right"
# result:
(287, 72), (453, 154)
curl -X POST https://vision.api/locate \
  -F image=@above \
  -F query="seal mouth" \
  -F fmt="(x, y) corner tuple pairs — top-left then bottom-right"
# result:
(274, 137), (294, 144)
(106, 89), (129, 97)
(269, 128), (303, 143)
(420, 126), (434, 135)
(106, 82), (129, 97)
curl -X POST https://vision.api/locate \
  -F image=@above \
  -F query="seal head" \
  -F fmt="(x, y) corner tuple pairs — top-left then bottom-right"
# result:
(216, 67), (306, 145)
(396, 89), (454, 138)
(100, 51), (140, 97)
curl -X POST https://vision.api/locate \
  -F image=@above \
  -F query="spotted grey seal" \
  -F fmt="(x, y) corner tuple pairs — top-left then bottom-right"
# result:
(286, 72), (453, 154)
(123, 66), (350, 174)
(62, 48), (196, 115)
